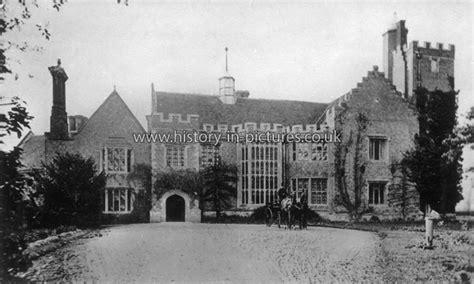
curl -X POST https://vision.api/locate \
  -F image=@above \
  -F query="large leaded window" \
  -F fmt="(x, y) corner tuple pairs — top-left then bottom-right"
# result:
(166, 145), (185, 168)
(102, 147), (132, 173)
(104, 188), (133, 213)
(200, 144), (219, 168)
(291, 177), (328, 205)
(240, 143), (280, 205)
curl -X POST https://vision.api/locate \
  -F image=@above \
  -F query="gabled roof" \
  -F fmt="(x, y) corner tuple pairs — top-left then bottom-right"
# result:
(17, 131), (46, 169)
(18, 90), (146, 170)
(316, 65), (412, 124)
(79, 90), (146, 135)
(153, 92), (328, 126)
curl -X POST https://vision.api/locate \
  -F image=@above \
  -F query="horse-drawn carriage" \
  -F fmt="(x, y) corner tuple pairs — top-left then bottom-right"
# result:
(264, 201), (282, 228)
(264, 188), (308, 230)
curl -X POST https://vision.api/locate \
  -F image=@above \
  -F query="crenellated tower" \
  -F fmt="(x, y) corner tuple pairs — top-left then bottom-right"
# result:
(383, 16), (455, 98)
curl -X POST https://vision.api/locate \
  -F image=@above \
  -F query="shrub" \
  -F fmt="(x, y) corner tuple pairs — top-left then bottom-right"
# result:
(305, 208), (322, 224)
(34, 152), (106, 228)
(1, 230), (31, 277)
(369, 215), (381, 222)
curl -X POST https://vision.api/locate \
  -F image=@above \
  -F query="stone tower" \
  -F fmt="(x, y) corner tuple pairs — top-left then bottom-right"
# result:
(383, 18), (455, 98)
(382, 16), (408, 84)
(405, 41), (455, 96)
(47, 59), (69, 140)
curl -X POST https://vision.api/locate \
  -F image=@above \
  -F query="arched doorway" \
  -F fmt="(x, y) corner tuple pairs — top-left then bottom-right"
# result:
(166, 195), (185, 222)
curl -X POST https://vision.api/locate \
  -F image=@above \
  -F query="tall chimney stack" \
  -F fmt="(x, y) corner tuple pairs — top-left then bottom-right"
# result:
(47, 59), (69, 140)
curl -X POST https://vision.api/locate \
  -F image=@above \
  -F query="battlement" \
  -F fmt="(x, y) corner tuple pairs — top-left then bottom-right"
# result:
(154, 112), (200, 123)
(410, 40), (455, 58)
(202, 122), (323, 134)
(147, 112), (200, 130)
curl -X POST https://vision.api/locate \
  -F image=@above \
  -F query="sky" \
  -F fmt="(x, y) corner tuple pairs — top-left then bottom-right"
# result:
(1, 0), (473, 210)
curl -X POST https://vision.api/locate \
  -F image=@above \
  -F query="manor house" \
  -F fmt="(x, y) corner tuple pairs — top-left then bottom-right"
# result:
(19, 20), (454, 222)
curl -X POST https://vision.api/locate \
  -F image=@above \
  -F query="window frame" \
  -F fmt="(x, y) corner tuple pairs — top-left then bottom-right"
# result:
(104, 187), (133, 213)
(291, 177), (328, 206)
(101, 146), (133, 173)
(240, 143), (281, 206)
(430, 56), (440, 73)
(200, 144), (220, 168)
(310, 178), (328, 205)
(293, 142), (328, 161)
(368, 181), (387, 206)
(368, 136), (388, 161)
(165, 144), (186, 169)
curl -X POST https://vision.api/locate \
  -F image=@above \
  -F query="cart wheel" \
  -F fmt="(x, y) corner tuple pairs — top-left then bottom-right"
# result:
(277, 211), (281, 229)
(265, 207), (273, 227)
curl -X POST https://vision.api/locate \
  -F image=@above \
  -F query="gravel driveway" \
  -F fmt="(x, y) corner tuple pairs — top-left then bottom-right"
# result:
(25, 223), (384, 282)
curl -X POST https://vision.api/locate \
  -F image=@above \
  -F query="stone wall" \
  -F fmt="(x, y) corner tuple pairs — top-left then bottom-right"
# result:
(407, 41), (455, 96)
(323, 66), (421, 220)
(150, 190), (201, 223)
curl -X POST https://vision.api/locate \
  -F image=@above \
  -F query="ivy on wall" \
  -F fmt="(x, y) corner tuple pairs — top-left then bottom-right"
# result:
(333, 102), (371, 222)
(153, 169), (201, 202)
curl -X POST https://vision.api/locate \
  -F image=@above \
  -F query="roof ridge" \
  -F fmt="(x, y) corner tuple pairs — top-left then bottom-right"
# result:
(155, 91), (328, 105)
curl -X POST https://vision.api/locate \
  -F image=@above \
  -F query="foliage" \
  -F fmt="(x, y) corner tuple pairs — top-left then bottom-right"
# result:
(0, 96), (33, 144)
(1, 0), (128, 81)
(200, 160), (238, 220)
(34, 152), (106, 227)
(404, 88), (463, 214)
(1, 230), (30, 277)
(387, 159), (418, 220)
(153, 168), (201, 200)
(333, 104), (370, 222)
(0, 147), (36, 277)
(460, 106), (474, 144)
(0, 97), (34, 277)
(459, 106), (474, 172)
(250, 206), (268, 222)
(126, 163), (152, 222)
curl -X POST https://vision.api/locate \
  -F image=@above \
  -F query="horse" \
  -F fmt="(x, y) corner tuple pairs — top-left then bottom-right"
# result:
(280, 191), (308, 230)
(280, 195), (295, 229)
(293, 192), (308, 229)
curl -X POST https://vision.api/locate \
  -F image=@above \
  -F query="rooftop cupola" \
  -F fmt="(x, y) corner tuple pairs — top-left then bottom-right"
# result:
(218, 47), (236, 104)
